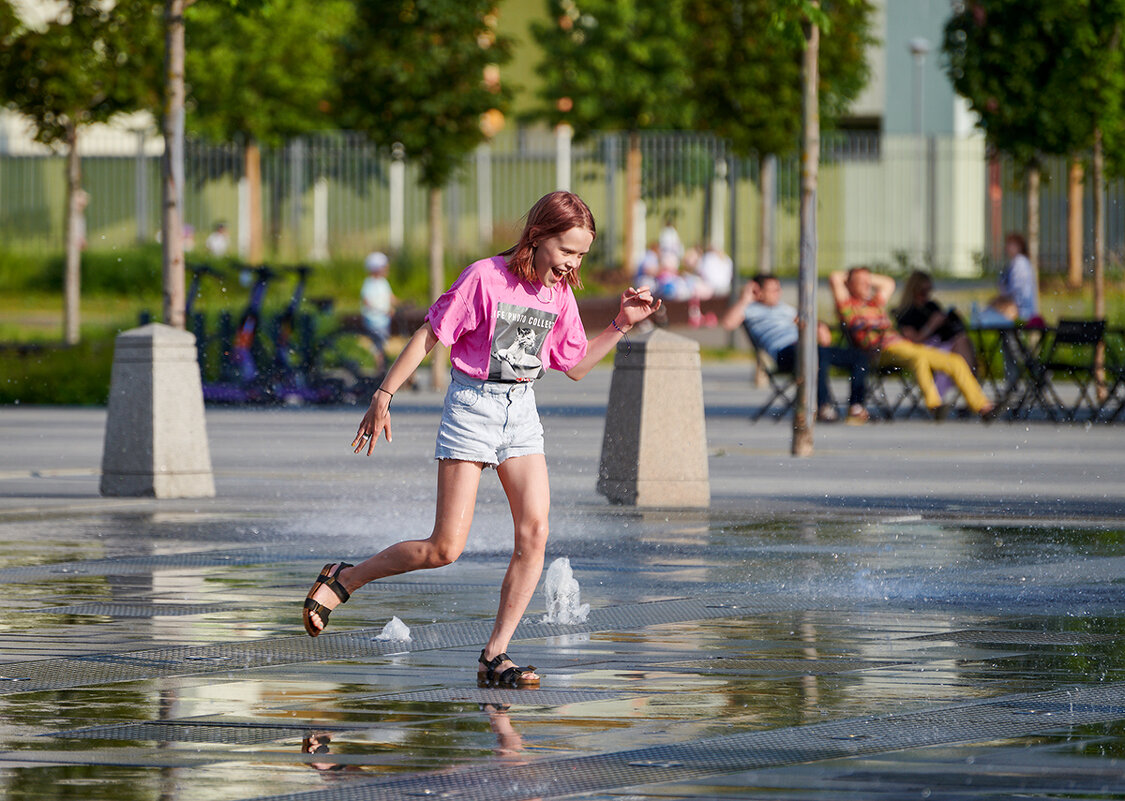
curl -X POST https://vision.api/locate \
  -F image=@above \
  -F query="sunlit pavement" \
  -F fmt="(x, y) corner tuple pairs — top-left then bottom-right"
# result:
(1, 362), (1124, 800)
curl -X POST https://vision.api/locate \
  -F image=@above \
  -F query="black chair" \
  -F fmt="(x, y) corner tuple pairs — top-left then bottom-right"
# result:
(1097, 329), (1125, 422)
(839, 324), (924, 420)
(742, 321), (797, 422)
(1022, 319), (1106, 422)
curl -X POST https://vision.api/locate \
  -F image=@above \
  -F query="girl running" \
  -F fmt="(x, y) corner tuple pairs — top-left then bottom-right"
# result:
(302, 191), (661, 687)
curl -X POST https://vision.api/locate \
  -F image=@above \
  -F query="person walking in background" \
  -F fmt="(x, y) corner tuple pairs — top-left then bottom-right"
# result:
(831, 267), (994, 420)
(722, 274), (869, 424)
(205, 222), (230, 258)
(997, 233), (1039, 322)
(658, 213), (684, 265)
(360, 250), (395, 351)
(301, 192), (662, 688)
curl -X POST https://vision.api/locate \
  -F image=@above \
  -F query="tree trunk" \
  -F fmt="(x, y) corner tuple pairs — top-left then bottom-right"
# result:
(623, 131), (642, 275)
(161, 0), (186, 330)
(1025, 164), (1040, 308)
(1093, 128), (1106, 398)
(792, 5), (819, 458)
(245, 140), (264, 265)
(987, 152), (1002, 264)
(1067, 159), (1084, 289)
(758, 153), (776, 275)
(755, 153), (777, 388)
(63, 123), (83, 345)
(428, 185), (447, 391)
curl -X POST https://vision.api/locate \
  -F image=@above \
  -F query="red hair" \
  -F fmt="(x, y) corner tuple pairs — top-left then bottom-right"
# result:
(500, 191), (596, 290)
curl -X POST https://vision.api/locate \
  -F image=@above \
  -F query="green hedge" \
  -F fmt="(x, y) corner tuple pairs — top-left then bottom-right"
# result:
(0, 246), (166, 295)
(0, 339), (115, 405)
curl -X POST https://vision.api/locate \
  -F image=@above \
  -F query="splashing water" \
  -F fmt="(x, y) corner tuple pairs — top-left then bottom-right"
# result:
(541, 557), (590, 624)
(375, 616), (411, 641)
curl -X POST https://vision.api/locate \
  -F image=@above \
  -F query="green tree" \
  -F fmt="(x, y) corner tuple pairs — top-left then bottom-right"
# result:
(732, 0), (842, 456)
(944, 0), (1059, 289)
(685, 0), (872, 289)
(945, 0), (1125, 385)
(0, 0), (161, 343)
(532, 0), (695, 269)
(686, 0), (871, 159)
(337, 0), (512, 388)
(184, 0), (354, 263)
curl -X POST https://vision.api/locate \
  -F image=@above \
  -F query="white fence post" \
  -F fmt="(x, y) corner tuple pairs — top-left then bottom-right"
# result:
(710, 158), (727, 252)
(389, 142), (405, 252)
(555, 123), (572, 192)
(476, 142), (492, 250)
(310, 176), (329, 261)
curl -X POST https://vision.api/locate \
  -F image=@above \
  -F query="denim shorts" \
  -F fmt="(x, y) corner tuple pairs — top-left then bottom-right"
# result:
(434, 370), (544, 467)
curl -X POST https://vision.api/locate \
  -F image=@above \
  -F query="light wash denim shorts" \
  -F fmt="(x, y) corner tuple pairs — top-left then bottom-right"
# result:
(434, 370), (544, 467)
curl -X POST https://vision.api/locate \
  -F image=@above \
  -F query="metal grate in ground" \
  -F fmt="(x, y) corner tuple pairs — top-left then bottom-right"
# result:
(50, 689), (632, 746)
(644, 658), (906, 675)
(0, 548), (505, 585)
(0, 597), (756, 695)
(239, 681), (1125, 801)
(0, 548), (291, 580)
(32, 602), (243, 618)
(904, 628), (1116, 645)
(344, 687), (632, 706)
(53, 719), (379, 746)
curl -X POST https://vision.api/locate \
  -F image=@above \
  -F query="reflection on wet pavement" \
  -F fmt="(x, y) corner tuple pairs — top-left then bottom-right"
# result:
(0, 513), (1123, 799)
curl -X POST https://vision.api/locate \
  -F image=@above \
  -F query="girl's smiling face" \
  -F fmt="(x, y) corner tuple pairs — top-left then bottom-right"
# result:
(532, 226), (594, 287)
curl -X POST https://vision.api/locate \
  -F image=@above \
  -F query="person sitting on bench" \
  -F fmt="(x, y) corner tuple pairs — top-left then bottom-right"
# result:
(830, 266), (994, 420)
(722, 274), (869, 424)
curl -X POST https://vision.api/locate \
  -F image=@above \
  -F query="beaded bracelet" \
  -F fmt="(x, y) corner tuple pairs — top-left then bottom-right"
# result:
(610, 318), (631, 356)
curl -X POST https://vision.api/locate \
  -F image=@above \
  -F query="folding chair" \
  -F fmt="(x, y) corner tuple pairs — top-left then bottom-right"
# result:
(1022, 319), (1106, 422)
(742, 321), (796, 422)
(839, 324), (924, 420)
(1097, 330), (1125, 422)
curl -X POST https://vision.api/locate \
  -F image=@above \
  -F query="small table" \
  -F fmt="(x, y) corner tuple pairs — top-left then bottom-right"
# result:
(969, 324), (1051, 419)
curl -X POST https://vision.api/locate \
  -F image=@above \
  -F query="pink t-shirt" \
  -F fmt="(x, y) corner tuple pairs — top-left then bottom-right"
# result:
(426, 256), (588, 382)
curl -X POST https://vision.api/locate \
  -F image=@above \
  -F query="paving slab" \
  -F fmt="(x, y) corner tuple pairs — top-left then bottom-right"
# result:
(0, 363), (1123, 800)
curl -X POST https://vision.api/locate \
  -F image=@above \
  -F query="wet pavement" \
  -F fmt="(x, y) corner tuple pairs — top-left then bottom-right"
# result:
(2, 363), (1125, 800)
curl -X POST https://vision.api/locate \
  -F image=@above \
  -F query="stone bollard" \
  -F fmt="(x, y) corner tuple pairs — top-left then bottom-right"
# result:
(100, 324), (215, 498)
(597, 328), (710, 507)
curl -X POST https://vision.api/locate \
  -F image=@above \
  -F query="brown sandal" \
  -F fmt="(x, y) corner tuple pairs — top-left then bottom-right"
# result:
(302, 563), (353, 637)
(477, 649), (539, 687)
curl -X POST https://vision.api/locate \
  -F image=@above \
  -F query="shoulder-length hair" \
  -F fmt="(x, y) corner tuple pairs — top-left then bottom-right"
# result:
(500, 191), (596, 290)
(895, 270), (933, 318)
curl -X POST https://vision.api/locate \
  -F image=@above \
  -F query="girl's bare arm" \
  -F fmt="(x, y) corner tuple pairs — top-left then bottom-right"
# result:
(352, 323), (438, 454)
(566, 288), (661, 381)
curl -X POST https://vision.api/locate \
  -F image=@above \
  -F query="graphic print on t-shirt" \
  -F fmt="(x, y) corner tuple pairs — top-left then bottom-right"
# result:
(489, 302), (558, 382)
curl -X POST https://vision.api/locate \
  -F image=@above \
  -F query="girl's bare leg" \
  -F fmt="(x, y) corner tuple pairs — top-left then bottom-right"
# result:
(480, 453), (551, 680)
(304, 459), (484, 634)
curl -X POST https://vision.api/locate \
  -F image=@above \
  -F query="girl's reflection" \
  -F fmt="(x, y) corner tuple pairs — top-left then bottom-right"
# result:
(301, 702), (537, 785)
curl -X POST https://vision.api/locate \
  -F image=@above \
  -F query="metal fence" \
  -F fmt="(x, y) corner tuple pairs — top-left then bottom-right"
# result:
(2, 126), (1123, 277)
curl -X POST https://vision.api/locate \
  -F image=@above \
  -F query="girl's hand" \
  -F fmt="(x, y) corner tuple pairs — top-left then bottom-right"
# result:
(617, 286), (662, 329)
(352, 392), (392, 455)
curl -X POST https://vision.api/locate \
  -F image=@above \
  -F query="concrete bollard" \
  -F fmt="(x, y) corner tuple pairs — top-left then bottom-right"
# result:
(100, 324), (215, 498)
(597, 328), (710, 507)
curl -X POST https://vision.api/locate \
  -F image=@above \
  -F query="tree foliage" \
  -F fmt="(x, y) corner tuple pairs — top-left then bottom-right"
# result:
(184, 0), (354, 145)
(685, 0), (874, 157)
(531, 0), (695, 136)
(944, 0), (1125, 168)
(0, 0), (160, 146)
(337, 0), (513, 189)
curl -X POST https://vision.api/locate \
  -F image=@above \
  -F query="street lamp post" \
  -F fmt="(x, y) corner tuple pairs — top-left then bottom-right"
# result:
(909, 37), (930, 266)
